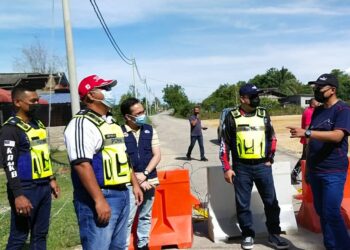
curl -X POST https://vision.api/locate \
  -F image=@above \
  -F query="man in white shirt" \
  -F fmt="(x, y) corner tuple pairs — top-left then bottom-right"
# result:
(121, 98), (161, 250)
(64, 75), (143, 250)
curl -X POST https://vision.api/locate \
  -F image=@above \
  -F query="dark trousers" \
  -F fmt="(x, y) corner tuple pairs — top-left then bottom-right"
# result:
(233, 162), (281, 238)
(292, 144), (307, 177)
(6, 183), (52, 250)
(186, 135), (205, 159)
(309, 172), (350, 250)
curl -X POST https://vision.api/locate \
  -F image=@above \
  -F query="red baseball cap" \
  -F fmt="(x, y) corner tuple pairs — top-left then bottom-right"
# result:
(78, 75), (117, 99)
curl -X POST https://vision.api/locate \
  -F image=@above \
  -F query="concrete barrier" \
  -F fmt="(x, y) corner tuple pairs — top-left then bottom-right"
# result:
(207, 162), (298, 243)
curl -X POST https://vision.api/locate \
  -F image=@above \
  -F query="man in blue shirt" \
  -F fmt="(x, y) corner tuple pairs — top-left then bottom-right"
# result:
(186, 106), (208, 161)
(288, 73), (350, 250)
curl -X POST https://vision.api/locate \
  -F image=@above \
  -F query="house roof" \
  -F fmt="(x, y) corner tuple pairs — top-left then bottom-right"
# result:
(0, 72), (69, 90)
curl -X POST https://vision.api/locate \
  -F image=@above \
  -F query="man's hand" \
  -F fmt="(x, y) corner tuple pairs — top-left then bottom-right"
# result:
(264, 161), (272, 167)
(133, 185), (144, 206)
(95, 197), (111, 224)
(14, 195), (33, 216)
(135, 172), (147, 184)
(140, 181), (154, 191)
(224, 169), (235, 184)
(287, 126), (305, 138)
(50, 179), (60, 199)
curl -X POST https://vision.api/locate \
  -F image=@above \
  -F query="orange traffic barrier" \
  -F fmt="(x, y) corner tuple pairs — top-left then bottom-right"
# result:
(297, 159), (350, 233)
(296, 160), (321, 233)
(340, 170), (350, 228)
(129, 169), (200, 250)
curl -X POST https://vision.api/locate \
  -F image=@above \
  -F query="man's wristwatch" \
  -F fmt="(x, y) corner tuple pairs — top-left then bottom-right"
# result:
(305, 129), (312, 138)
(143, 170), (149, 178)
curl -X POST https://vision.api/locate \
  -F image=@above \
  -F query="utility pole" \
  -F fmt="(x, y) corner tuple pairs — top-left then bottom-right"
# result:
(132, 59), (136, 98)
(144, 78), (149, 116)
(62, 0), (80, 115)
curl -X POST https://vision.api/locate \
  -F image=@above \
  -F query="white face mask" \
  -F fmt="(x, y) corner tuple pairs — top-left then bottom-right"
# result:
(100, 89), (116, 108)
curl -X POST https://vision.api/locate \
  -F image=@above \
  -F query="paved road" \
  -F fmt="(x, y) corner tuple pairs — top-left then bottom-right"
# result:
(151, 111), (325, 250)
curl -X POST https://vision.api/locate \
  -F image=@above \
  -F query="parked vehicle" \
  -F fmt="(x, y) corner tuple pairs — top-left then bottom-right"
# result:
(217, 107), (233, 142)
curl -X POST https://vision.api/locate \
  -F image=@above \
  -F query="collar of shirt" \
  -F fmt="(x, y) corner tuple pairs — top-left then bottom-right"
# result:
(124, 124), (141, 137)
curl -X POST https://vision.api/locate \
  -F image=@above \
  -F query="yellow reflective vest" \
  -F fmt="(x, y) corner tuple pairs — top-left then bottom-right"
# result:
(74, 110), (131, 187)
(231, 107), (267, 159)
(4, 116), (53, 180)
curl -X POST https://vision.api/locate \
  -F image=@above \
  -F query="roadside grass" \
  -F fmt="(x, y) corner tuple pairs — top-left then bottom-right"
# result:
(0, 150), (80, 250)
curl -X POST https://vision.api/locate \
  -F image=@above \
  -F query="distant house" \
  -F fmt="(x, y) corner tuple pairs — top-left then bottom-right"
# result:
(260, 88), (287, 100)
(280, 94), (314, 108)
(0, 72), (72, 126)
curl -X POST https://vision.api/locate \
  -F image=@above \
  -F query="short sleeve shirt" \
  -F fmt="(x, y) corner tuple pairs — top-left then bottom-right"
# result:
(64, 113), (124, 165)
(189, 115), (202, 136)
(307, 101), (350, 172)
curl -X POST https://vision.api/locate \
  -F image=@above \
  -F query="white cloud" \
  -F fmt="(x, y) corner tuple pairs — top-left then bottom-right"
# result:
(1, 0), (349, 29)
(73, 39), (350, 102)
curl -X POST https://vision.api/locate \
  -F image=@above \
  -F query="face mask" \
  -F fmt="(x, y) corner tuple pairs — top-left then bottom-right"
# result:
(249, 96), (260, 108)
(100, 89), (116, 108)
(27, 104), (41, 118)
(314, 88), (327, 103)
(134, 114), (146, 126)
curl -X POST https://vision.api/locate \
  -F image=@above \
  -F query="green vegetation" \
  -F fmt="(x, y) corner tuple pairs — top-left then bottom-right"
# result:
(0, 151), (80, 250)
(161, 67), (350, 119)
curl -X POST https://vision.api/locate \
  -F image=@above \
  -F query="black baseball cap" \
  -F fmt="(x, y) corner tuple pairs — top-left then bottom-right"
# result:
(239, 83), (263, 96)
(308, 73), (338, 88)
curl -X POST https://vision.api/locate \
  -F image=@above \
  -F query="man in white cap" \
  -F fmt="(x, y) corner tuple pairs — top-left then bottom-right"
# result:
(64, 75), (143, 250)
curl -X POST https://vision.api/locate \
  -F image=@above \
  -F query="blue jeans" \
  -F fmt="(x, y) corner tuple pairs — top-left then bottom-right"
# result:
(126, 186), (155, 248)
(233, 162), (281, 238)
(187, 135), (205, 159)
(6, 183), (52, 250)
(309, 172), (350, 250)
(73, 188), (130, 250)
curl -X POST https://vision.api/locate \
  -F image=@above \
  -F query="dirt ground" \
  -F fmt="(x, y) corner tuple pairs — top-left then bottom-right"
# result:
(204, 115), (303, 157)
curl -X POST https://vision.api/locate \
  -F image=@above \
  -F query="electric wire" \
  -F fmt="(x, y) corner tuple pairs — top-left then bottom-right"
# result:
(89, 0), (133, 65)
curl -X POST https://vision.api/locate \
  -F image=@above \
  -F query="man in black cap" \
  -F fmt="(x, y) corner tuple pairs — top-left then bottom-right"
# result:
(220, 83), (289, 249)
(288, 73), (350, 249)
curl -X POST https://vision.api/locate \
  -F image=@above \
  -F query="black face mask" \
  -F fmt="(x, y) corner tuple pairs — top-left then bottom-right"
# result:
(27, 104), (41, 118)
(314, 88), (327, 103)
(249, 96), (260, 108)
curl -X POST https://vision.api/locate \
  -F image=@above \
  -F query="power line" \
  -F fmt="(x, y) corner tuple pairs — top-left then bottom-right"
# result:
(89, 0), (132, 65)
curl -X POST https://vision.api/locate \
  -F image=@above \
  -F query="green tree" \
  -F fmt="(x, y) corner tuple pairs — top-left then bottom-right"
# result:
(162, 84), (191, 116)
(330, 69), (350, 101)
(249, 67), (304, 95)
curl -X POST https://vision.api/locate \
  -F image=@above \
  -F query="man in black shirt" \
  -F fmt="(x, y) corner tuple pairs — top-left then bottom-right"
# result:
(0, 85), (60, 250)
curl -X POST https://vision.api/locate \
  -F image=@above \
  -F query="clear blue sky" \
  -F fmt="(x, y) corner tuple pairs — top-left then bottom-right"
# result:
(1, 0), (350, 103)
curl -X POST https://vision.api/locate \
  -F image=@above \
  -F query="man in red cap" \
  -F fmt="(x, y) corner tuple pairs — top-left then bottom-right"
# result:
(64, 75), (143, 249)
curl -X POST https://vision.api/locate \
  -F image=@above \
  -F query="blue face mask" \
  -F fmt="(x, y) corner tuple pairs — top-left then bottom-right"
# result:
(100, 89), (116, 108)
(134, 114), (146, 126)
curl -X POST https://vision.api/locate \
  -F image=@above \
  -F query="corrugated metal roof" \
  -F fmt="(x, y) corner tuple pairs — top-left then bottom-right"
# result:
(40, 93), (71, 104)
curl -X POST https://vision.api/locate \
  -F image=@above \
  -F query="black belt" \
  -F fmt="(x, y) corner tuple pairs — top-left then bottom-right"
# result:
(237, 158), (267, 165)
(101, 184), (127, 190)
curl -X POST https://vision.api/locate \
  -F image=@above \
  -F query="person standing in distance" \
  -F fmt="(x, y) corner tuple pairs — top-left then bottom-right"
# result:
(291, 98), (319, 184)
(186, 106), (208, 161)
(64, 75), (143, 250)
(121, 98), (161, 250)
(288, 73), (350, 249)
(220, 83), (289, 250)
(0, 84), (60, 250)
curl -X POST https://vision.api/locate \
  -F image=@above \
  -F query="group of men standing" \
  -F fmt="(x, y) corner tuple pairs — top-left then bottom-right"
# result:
(219, 73), (350, 250)
(1, 72), (350, 250)
(0, 75), (160, 250)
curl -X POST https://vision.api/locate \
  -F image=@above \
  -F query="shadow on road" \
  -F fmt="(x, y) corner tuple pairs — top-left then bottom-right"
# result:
(210, 139), (220, 145)
(175, 156), (203, 161)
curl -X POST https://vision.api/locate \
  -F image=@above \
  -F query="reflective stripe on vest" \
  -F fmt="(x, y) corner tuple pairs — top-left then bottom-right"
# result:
(74, 111), (131, 186)
(231, 107), (266, 159)
(4, 117), (53, 180)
